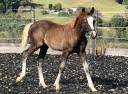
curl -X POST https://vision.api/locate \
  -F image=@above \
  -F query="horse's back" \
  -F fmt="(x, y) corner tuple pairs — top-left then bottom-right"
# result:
(32, 20), (64, 30)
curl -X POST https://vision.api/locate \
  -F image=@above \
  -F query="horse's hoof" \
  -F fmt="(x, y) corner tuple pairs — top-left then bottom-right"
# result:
(16, 77), (22, 82)
(92, 88), (98, 92)
(39, 82), (48, 88)
(53, 83), (60, 91)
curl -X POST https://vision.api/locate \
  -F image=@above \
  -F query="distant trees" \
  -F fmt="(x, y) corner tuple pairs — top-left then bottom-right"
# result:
(48, 4), (53, 10)
(111, 14), (127, 39)
(0, 0), (12, 13)
(111, 15), (125, 28)
(123, 0), (128, 5)
(53, 3), (62, 11)
(0, 0), (31, 13)
(48, 3), (62, 11)
(115, 0), (123, 4)
(115, 0), (128, 5)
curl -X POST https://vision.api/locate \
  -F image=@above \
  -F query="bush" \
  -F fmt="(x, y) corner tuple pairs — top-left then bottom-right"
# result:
(115, 0), (123, 4)
(58, 11), (69, 16)
(111, 14), (125, 29)
(53, 3), (62, 11)
(67, 8), (73, 15)
(20, 0), (30, 6)
(49, 4), (53, 10)
(97, 17), (103, 27)
(0, 3), (4, 13)
(0, 13), (31, 38)
(110, 14), (126, 39)
(42, 10), (49, 15)
(122, 28), (128, 39)
(123, 0), (128, 5)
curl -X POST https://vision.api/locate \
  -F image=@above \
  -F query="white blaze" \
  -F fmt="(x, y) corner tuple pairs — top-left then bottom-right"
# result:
(87, 16), (96, 38)
(87, 16), (94, 30)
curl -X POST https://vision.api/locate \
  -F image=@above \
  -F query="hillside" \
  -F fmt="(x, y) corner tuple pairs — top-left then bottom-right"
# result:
(32, 0), (125, 13)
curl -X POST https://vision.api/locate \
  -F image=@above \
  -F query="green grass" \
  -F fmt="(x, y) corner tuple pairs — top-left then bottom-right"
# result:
(32, 0), (124, 12)
(32, 0), (125, 12)
(19, 11), (75, 24)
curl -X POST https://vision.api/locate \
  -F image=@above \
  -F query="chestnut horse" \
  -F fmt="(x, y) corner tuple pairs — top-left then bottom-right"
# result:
(16, 7), (97, 91)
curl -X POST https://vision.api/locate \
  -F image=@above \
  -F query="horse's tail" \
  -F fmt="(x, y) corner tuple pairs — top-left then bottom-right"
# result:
(21, 23), (33, 48)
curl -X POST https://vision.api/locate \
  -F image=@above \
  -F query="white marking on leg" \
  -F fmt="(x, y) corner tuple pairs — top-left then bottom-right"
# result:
(21, 59), (27, 77)
(83, 61), (97, 91)
(16, 58), (27, 82)
(54, 71), (61, 85)
(54, 71), (61, 90)
(38, 62), (47, 88)
(54, 61), (65, 90)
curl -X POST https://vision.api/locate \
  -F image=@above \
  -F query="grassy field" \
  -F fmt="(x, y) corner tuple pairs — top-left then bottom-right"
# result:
(32, 0), (125, 12)
(30, 0), (125, 22)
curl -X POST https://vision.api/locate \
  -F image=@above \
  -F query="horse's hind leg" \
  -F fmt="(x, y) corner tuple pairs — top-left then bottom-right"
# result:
(37, 43), (48, 88)
(16, 44), (42, 82)
(54, 50), (69, 90)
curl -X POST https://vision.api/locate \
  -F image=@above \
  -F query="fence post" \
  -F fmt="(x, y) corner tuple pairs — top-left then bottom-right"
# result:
(92, 39), (96, 55)
(92, 10), (98, 55)
(31, 6), (35, 22)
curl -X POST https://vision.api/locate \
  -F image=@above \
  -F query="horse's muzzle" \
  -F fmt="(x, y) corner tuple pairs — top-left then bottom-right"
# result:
(91, 31), (97, 39)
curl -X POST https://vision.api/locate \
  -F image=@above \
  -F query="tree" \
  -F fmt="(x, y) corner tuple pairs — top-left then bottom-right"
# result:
(0, 0), (9, 13)
(49, 4), (53, 10)
(20, 0), (30, 6)
(111, 14), (126, 39)
(12, 0), (20, 13)
(0, 0), (31, 13)
(115, 0), (123, 4)
(123, 0), (128, 5)
(54, 3), (62, 11)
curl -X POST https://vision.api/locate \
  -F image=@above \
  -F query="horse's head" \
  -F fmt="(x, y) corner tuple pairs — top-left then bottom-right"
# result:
(74, 7), (97, 39)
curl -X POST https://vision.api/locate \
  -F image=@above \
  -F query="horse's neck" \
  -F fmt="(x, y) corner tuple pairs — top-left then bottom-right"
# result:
(75, 25), (86, 38)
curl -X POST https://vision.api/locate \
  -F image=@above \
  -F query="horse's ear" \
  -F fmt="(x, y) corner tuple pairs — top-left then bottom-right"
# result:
(89, 7), (94, 15)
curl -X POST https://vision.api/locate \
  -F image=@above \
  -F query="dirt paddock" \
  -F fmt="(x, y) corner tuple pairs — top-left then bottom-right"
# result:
(0, 53), (128, 94)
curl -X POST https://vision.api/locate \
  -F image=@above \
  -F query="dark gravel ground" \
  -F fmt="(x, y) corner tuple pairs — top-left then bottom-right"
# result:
(0, 53), (128, 94)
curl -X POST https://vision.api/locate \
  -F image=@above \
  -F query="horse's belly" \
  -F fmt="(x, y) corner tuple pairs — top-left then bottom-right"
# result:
(44, 36), (65, 50)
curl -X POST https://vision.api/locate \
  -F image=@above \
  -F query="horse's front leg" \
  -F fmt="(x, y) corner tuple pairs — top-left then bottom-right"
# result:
(54, 50), (69, 90)
(80, 53), (97, 92)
